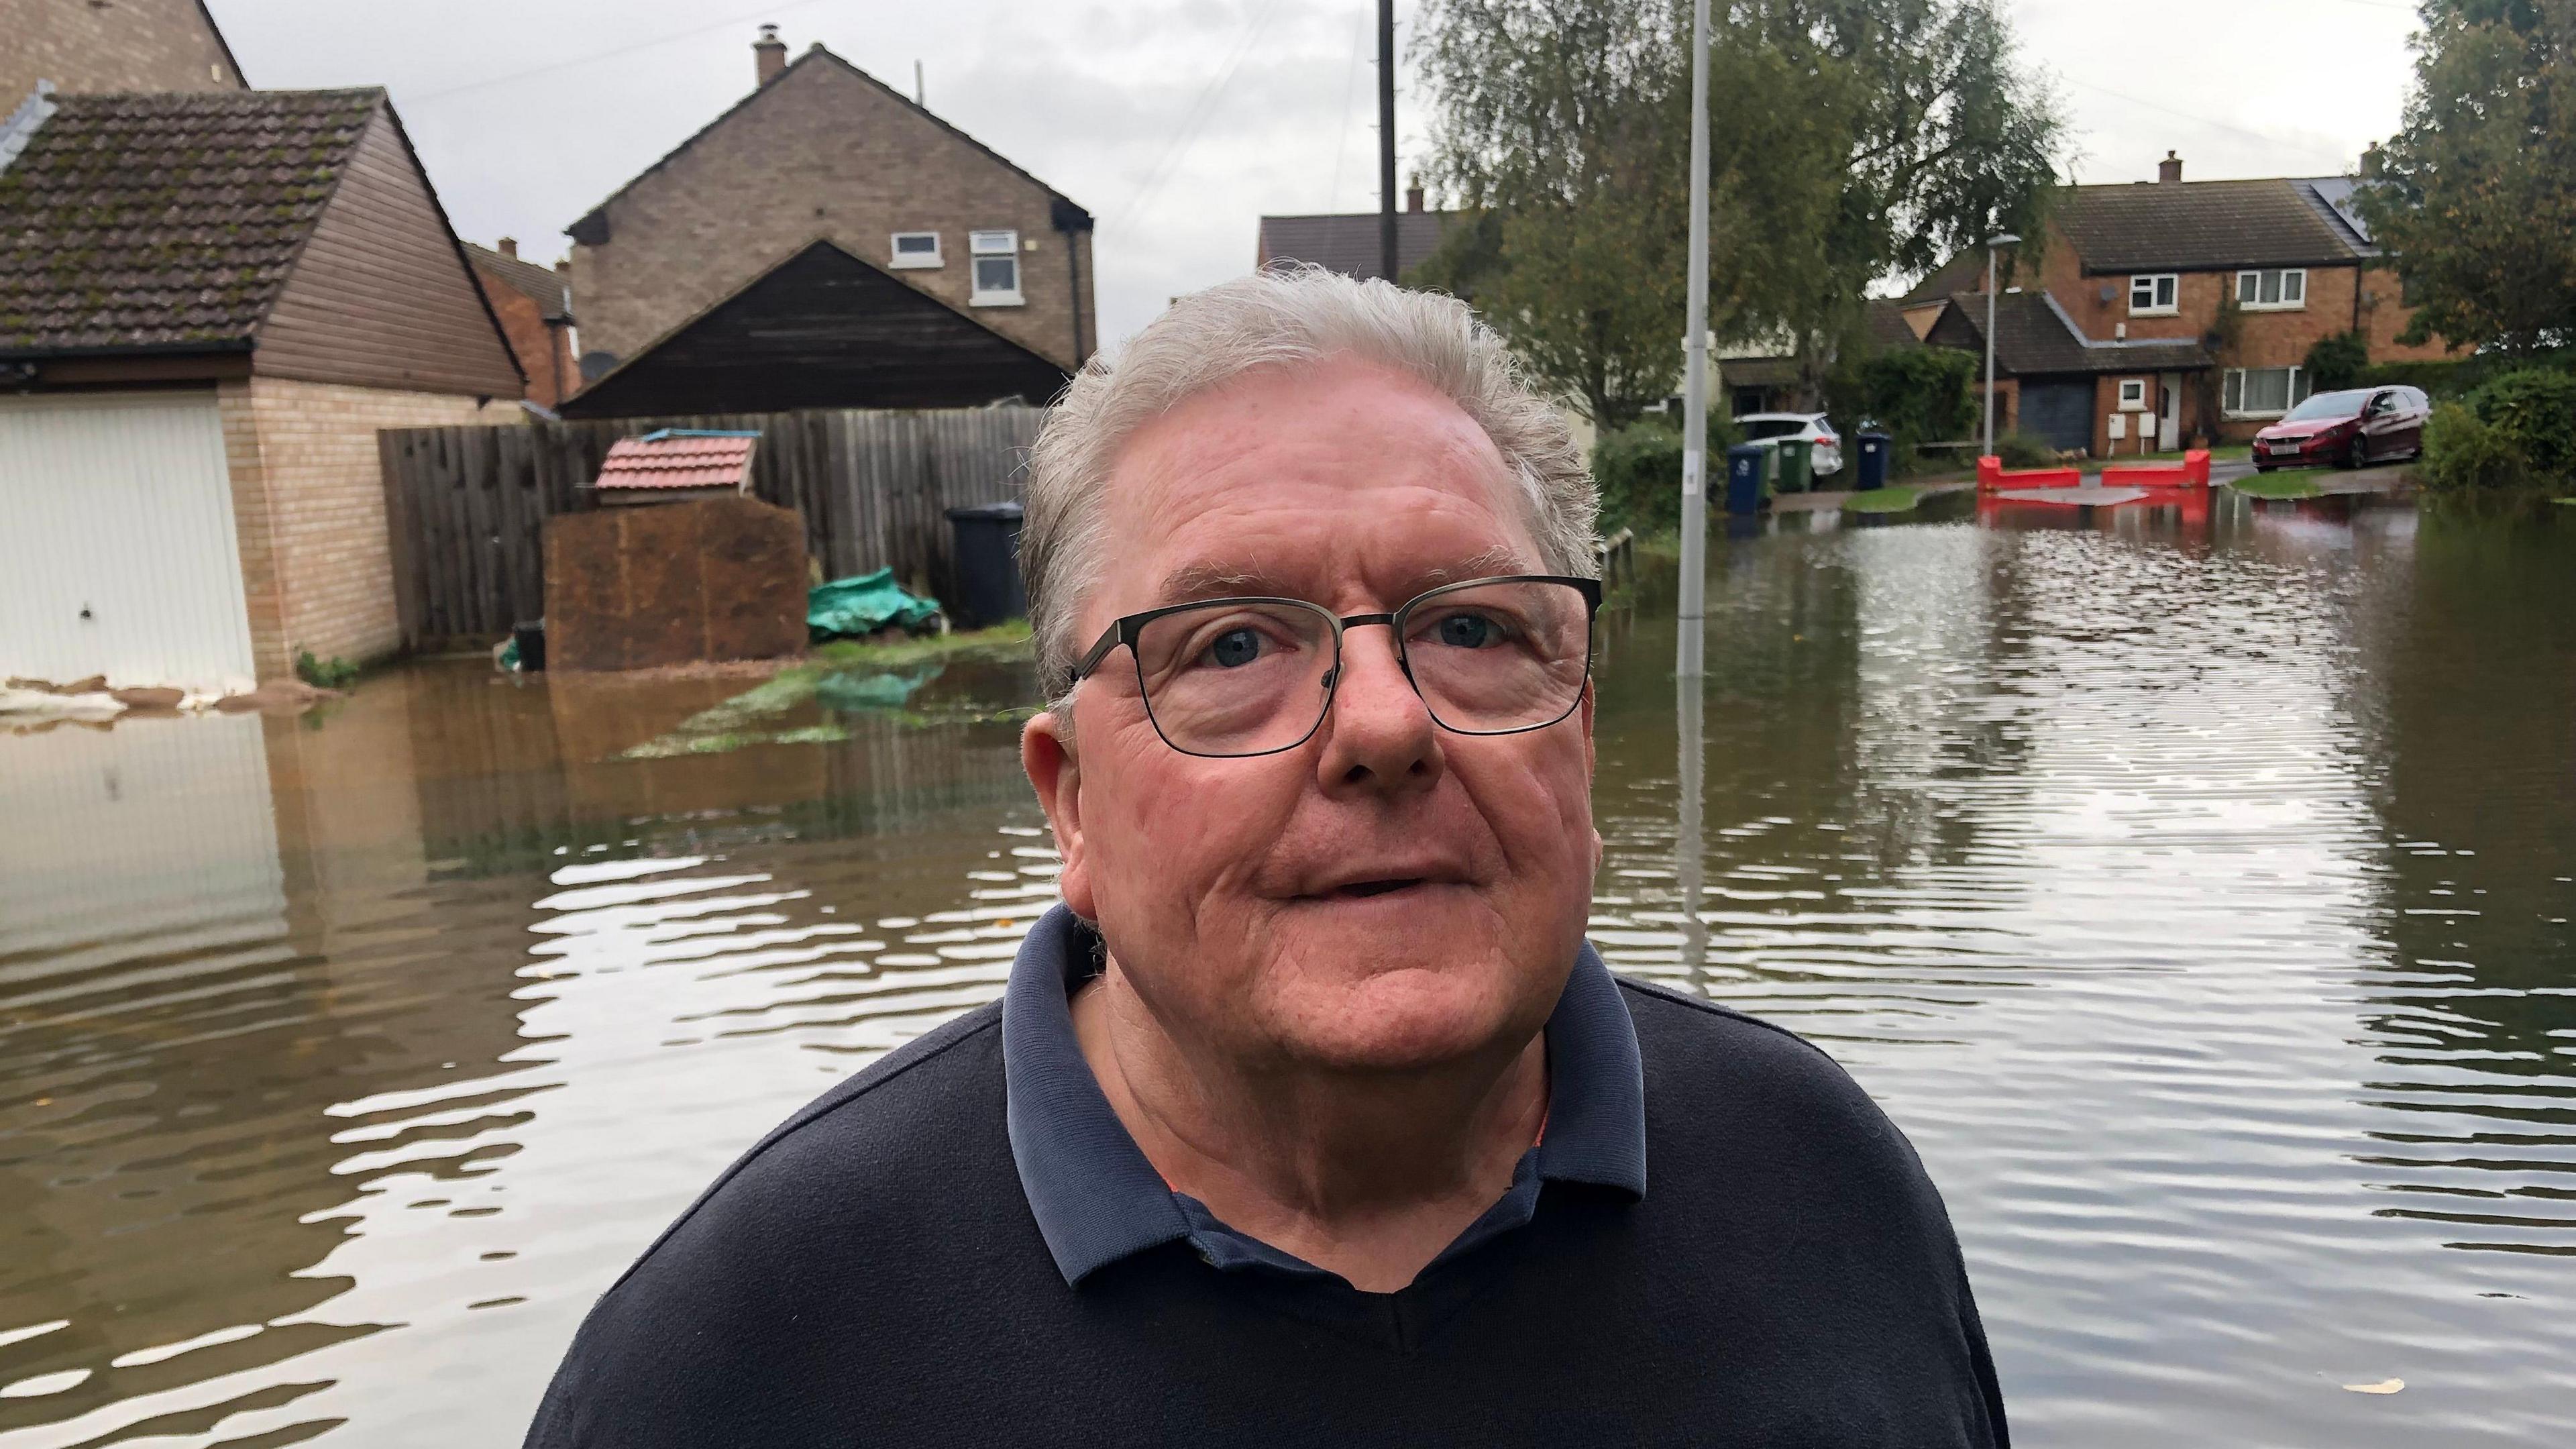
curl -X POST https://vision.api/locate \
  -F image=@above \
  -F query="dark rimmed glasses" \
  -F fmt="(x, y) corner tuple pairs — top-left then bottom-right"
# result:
(1068, 574), (1602, 759)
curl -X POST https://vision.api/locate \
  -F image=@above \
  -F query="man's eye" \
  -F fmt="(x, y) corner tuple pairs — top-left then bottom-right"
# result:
(1431, 613), (1509, 649)
(1204, 628), (1265, 667)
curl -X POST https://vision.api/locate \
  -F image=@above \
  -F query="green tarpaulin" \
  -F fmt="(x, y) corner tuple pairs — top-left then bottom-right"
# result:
(808, 569), (942, 641)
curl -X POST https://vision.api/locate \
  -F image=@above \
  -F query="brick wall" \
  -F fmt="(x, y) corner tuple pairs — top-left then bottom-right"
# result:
(474, 266), (577, 408)
(220, 378), (504, 680)
(0, 0), (243, 102)
(571, 52), (1093, 372)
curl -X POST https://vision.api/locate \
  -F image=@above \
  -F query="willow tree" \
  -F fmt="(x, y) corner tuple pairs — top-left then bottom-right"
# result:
(1413, 0), (2063, 426)
(2357, 0), (2576, 357)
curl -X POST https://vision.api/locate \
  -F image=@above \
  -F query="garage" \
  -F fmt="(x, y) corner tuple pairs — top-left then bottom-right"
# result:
(2018, 379), (2094, 455)
(0, 391), (257, 693)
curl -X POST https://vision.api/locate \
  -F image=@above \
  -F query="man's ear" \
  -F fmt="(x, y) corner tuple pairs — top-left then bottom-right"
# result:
(1022, 706), (1096, 920)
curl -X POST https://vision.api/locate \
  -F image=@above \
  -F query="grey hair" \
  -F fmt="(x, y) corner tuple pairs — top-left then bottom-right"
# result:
(1019, 264), (1598, 705)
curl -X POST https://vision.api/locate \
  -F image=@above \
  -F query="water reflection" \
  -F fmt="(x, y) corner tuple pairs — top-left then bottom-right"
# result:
(3, 496), (2572, 1446)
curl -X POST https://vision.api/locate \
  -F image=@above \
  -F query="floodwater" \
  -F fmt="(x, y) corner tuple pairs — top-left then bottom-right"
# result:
(3, 491), (2571, 1446)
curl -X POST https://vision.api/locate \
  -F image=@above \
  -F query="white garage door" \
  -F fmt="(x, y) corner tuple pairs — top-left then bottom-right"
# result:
(0, 390), (256, 693)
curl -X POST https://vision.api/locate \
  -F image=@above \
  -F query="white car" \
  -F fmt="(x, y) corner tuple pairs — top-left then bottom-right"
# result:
(1737, 413), (1843, 477)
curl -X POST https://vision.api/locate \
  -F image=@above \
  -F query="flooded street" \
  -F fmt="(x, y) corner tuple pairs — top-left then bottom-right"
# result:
(4, 493), (2572, 1446)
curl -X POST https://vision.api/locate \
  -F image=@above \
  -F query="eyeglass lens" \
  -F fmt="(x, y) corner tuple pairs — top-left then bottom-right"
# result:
(1128, 580), (1591, 758)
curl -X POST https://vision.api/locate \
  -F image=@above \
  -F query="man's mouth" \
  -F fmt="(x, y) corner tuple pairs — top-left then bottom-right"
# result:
(1331, 877), (1424, 900)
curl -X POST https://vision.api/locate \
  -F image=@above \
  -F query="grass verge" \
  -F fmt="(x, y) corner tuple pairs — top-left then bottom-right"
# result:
(1841, 486), (1922, 516)
(806, 619), (1030, 673)
(2231, 470), (2328, 500)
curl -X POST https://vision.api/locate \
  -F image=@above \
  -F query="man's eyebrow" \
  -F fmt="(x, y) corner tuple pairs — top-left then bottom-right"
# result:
(1155, 562), (1279, 602)
(1150, 545), (1538, 607)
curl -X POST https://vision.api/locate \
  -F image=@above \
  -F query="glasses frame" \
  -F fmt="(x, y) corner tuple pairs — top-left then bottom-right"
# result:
(1069, 573), (1604, 759)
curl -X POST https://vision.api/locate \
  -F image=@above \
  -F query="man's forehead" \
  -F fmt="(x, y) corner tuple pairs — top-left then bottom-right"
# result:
(1152, 544), (1527, 607)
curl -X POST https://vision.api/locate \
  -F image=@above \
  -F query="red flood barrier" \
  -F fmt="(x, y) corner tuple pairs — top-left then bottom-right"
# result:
(2100, 449), (2212, 488)
(1977, 455), (2084, 492)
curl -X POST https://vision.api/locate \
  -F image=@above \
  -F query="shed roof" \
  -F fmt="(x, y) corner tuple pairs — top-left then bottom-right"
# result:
(1256, 211), (1457, 282)
(594, 431), (758, 490)
(466, 241), (574, 321)
(0, 89), (384, 356)
(1929, 290), (2211, 376)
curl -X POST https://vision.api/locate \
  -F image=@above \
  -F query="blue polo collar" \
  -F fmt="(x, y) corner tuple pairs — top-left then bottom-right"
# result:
(1001, 903), (1646, 1287)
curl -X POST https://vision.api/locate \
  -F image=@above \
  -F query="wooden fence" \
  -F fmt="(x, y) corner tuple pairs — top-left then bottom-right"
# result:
(376, 406), (1046, 649)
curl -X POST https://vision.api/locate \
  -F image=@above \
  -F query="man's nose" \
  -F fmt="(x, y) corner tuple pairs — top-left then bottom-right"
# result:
(1313, 626), (1442, 795)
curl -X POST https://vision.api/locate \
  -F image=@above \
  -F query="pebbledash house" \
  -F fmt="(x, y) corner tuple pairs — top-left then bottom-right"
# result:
(1912, 151), (2459, 458)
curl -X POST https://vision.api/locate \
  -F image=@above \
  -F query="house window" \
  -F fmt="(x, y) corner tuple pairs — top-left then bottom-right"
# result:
(2117, 378), (2148, 411)
(889, 231), (942, 269)
(2128, 274), (2178, 315)
(2222, 366), (2311, 417)
(2235, 268), (2307, 311)
(969, 229), (1022, 305)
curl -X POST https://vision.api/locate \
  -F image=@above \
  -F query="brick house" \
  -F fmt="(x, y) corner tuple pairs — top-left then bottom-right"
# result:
(0, 89), (523, 692)
(0, 0), (244, 103)
(563, 27), (1093, 411)
(1912, 153), (2457, 456)
(467, 238), (579, 410)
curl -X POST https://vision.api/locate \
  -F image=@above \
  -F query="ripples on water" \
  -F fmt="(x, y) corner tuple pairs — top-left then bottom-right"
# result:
(2, 495), (2571, 1446)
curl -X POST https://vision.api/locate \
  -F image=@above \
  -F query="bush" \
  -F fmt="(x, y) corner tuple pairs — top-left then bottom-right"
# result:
(295, 650), (360, 689)
(1993, 431), (2060, 469)
(2304, 331), (2370, 392)
(2468, 368), (2576, 480)
(2420, 402), (2529, 492)
(1823, 347), (1977, 473)
(1591, 410), (1740, 536)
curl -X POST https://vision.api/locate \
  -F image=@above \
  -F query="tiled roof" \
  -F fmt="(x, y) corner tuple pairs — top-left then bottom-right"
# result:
(1257, 211), (1456, 283)
(2055, 178), (2368, 274)
(1933, 290), (2210, 376)
(466, 242), (573, 321)
(1902, 250), (1986, 305)
(593, 431), (759, 490)
(1864, 297), (1921, 350)
(0, 89), (382, 356)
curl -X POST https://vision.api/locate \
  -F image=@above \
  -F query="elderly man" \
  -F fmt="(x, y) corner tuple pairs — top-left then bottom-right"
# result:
(527, 269), (2005, 1446)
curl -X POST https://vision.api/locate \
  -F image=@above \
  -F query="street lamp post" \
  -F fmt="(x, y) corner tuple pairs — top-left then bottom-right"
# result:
(1981, 232), (2019, 458)
(1675, 0), (1712, 680)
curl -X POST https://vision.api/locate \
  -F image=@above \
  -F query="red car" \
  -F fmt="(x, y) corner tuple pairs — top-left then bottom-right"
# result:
(2252, 386), (2430, 471)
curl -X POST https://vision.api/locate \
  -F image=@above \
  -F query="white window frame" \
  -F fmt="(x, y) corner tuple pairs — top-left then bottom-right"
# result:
(2222, 365), (2311, 419)
(2128, 274), (2179, 316)
(2116, 378), (2148, 411)
(968, 229), (1023, 306)
(2235, 268), (2307, 311)
(889, 231), (943, 269)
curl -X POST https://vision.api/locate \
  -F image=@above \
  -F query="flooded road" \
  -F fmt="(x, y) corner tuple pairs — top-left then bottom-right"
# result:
(4, 492), (2572, 1446)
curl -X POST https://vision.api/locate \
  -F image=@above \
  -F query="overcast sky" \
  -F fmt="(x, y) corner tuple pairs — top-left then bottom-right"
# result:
(206, 0), (2428, 347)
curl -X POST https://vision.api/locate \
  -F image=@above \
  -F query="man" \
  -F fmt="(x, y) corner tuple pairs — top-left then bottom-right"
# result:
(527, 268), (2006, 1446)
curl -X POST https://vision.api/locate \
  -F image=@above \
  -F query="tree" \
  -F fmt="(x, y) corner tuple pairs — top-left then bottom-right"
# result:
(2357, 0), (2576, 356)
(1413, 0), (2063, 426)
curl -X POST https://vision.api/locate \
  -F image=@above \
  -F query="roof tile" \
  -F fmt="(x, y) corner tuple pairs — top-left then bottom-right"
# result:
(0, 89), (382, 356)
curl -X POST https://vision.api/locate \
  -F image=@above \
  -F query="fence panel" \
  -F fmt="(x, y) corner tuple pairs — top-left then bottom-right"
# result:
(377, 406), (1045, 649)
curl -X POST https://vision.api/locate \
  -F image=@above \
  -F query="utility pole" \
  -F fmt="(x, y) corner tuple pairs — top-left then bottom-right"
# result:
(1377, 0), (1398, 282)
(1675, 0), (1711, 680)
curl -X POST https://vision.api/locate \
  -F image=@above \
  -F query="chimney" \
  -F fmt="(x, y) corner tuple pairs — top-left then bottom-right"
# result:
(498, 236), (518, 258)
(2360, 143), (2385, 179)
(754, 24), (787, 87)
(1406, 179), (1425, 213)
(2158, 150), (2183, 184)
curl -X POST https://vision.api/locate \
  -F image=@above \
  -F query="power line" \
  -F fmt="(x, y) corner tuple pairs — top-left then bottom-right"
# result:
(2061, 75), (2356, 170)
(1112, 0), (1297, 232)
(404, 0), (841, 106)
